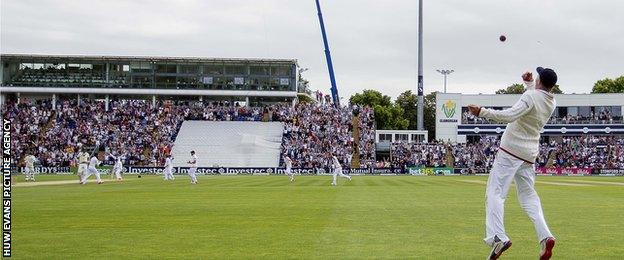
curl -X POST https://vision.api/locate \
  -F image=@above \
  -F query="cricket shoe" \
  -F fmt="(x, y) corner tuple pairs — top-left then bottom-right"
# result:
(488, 236), (512, 260)
(539, 237), (555, 260)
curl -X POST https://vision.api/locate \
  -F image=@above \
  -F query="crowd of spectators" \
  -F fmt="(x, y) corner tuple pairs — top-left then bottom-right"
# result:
(278, 103), (376, 169)
(389, 136), (623, 172)
(462, 108), (622, 124)
(538, 136), (624, 169)
(2, 98), (376, 169)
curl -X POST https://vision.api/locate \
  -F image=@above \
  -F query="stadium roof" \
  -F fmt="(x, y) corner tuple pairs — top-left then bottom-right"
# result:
(0, 53), (297, 64)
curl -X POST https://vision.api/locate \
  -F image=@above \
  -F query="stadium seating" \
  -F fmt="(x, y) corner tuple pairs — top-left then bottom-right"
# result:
(171, 121), (284, 167)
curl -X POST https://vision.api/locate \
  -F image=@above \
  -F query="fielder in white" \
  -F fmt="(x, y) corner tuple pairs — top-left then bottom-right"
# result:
(330, 154), (351, 186)
(163, 154), (175, 181)
(284, 156), (294, 182)
(81, 155), (103, 184)
(187, 151), (198, 184)
(23, 153), (38, 181)
(76, 148), (90, 183)
(109, 153), (124, 181)
(468, 68), (557, 260)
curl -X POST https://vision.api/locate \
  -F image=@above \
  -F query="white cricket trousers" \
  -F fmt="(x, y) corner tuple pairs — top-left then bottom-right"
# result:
(82, 167), (102, 183)
(113, 168), (122, 179)
(77, 164), (87, 179)
(188, 167), (198, 183)
(163, 168), (175, 180)
(484, 150), (553, 246)
(332, 168), (351, 185)
(25, 166), (35, 180)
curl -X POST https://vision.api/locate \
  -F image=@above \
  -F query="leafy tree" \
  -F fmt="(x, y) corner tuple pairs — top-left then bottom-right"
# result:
(350, 89), (407, 130)
(296, 93), (314, 103)
(395, 90), (417, 130)
(373, 104), (409, 130)
(592, 76), (624, 93)
(495, 84), (525, 94)
(423, 92), (437, 141)
(551, 85), (563, 94)
(349, 89), (392, 107)
(496, 83), (564, 94)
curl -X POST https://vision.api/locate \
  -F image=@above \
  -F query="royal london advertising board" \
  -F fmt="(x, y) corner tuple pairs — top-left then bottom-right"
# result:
(435, 93), (462, 142)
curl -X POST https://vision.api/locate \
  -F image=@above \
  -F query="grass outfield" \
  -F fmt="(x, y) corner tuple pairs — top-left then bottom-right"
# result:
(13, 175), (624, 259)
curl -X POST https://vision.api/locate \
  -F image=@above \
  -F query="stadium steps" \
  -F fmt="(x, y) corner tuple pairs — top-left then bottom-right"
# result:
(171, 121), (284, 167)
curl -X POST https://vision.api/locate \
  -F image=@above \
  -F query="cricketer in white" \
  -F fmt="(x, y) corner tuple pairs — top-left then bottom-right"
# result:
(468, 68), (557, 260)
(187, 151), (198, 184)
(331, 154), (351, 186)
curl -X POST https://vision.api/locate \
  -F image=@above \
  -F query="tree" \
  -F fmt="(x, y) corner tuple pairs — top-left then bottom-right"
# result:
(296, 93), (314, 103)
(495, 84), (525, 94)
(423, 92), (437, 141)
(349, 89), (392, 107)
(551, 85), (563, 94)
(496, 83), (564, 94)
(373, 104), (409, 130)
(350, 89), (407, 130)
(395, 90), (417, 130)
(592, 76), (624, 93)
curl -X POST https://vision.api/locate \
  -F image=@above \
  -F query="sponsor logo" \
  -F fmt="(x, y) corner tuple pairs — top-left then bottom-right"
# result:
(535, 167), (593, 176)
(407, 167), (454, 176)
(442, 100), (456, 118)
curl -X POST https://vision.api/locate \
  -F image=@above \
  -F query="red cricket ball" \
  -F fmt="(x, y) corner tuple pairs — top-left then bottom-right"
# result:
(499, 35), (507, 42)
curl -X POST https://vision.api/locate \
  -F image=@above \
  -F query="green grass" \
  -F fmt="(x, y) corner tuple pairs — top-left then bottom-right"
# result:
(12, 175), (624, 259)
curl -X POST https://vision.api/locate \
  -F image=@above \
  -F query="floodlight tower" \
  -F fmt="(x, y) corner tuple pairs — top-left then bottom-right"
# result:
(436, 69), (454, 93)
(416, 0), (424, 130)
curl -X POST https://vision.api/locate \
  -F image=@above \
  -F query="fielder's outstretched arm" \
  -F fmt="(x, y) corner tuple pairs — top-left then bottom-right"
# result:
(470, 93), (534, 124)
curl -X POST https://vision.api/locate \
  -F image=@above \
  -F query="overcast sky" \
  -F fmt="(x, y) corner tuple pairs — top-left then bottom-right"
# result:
(1, 0), (623, 99)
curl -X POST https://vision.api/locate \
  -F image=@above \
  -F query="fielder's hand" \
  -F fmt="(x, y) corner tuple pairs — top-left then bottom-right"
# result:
(468, 105), (481, 117)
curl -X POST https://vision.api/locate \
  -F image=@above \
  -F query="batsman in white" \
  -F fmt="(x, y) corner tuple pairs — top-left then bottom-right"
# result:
(284, 155), (294, 182)
(108, 152), (124, 181)
(163, 154), (175, 181)
(330, 153), (351, 186)
(76, 145), (90, 183)
(23, 153), (38, 182)
(81, 155), (103, 185)
(468, 68), (557, 260)
(187, 150), (198, 184)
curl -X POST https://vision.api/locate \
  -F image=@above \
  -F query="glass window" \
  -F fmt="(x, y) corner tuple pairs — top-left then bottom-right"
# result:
(131, 62), (152, 73)
(271, 66), (290, 76)
(411, 134), (424, 143)
(179, 64), (199, 74)
(567, 107), (578, 116)
(225, 65), (246, 75)
(250, 65), (270, 76)
(379, 134), (392, 142)
(155, 64), (176, 73)
(395, 134), (409, 142)
(578, 106), (590, 117)
(611, 106), (621, 116)
(204, 64), (223, 75)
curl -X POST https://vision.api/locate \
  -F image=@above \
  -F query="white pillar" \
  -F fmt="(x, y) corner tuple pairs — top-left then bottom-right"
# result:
(17, 92), (21, 104)
(105, 95), (109, 111)
(77, 94), (81, 105)
(199, 96), (203, 102)
(0, 94), (5, 107)
(245, 96), (250, 107)
(152, 95), (156, 107)
(52, 94), (57, 110)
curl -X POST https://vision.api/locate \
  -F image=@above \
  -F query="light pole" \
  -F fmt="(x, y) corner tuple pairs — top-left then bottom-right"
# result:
(436, 69), (454, 93)
(416, 0), (424, 131)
